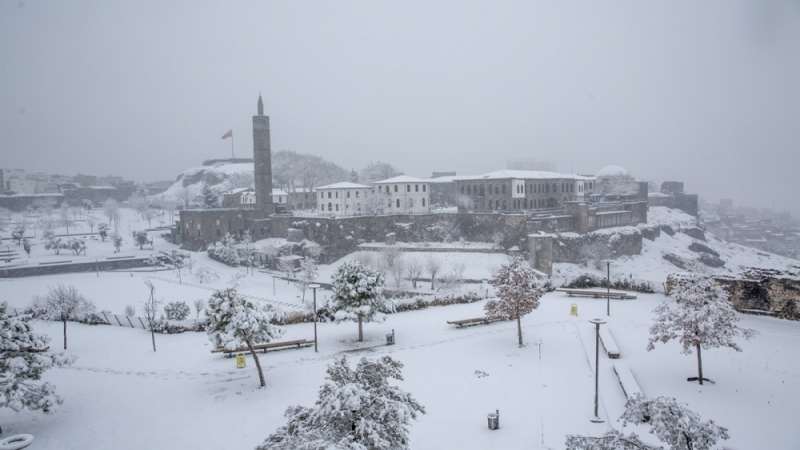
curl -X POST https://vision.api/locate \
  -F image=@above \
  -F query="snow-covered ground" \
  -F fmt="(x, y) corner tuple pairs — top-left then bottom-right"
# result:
(1, 206), (799, 449)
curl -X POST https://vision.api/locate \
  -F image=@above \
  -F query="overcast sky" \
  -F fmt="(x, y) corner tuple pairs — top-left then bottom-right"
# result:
(1, 1), (799, 214)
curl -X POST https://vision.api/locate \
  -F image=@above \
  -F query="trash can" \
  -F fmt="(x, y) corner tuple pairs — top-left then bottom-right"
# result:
(386, 331), (395, 346)
(487, 411), (499, 430)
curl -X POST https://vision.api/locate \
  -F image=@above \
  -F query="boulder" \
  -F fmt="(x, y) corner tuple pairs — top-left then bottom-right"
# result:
(699, 253), (725, 268)
(681, 226), (706, 241)
(688, 241), (720, 258)
(660, 225), (676, 236)
(663, 253), (690, 270)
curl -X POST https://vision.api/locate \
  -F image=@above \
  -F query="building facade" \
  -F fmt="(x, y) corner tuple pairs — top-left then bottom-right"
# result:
(373, 176), (431, 214)
(454, 170), (596, 212)
(315, 182), (371, 216)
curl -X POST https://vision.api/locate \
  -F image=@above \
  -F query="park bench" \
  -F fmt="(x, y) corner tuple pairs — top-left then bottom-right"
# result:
(555, 288), (637, 300)
(599, 326), (620, 359)
(211, 339), (315, 357)
(447, 317), (508, 328)
(612, 361), (642, 399)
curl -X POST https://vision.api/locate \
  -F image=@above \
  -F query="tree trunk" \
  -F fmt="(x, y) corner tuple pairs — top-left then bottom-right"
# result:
(358, 316), (363, 342)
(696, 344), (703, 386)
(516, 316), (523, 347)
(63, 319), (68, 350)
(247, 340), (266, 388)
(151, 328), (157, 352)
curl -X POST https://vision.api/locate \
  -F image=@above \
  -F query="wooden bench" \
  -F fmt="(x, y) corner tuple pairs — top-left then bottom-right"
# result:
(447, 317), (507, 328)
(211, 339), (315, 357)
(556, 288), (637, 300)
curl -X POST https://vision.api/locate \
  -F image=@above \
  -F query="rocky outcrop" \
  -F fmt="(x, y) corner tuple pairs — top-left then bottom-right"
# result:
(663, 253), (690, 269)
(681, 226), (706, 241)
(689, 241), (720, 257)
(698, 253), (725, 268)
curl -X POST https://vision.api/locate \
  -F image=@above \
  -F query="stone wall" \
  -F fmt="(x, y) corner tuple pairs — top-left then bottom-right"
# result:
(528, 226), (645, 275)
(0, 194), (64, 212)
(714, 271), (800, 319)
(0, 256), (165, 278)
(648, 192), (698, 216)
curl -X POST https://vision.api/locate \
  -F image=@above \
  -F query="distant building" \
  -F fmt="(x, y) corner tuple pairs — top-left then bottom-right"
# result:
(314, 182), (371, 216)
(373, 176), (431, 214)
(73, 174), (98, 187)
(431, 171), (456, 178)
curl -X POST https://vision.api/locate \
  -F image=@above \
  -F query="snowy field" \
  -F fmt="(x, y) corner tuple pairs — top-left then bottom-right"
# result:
(1, 206), (799, 449)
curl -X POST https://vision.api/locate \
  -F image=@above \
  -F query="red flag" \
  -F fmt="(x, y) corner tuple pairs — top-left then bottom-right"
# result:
(221, 130), (232, 139)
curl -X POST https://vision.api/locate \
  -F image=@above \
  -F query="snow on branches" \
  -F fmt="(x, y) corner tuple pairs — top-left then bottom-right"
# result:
(565, 393), (729, 450)
(485, 256), (544, 347)
(329, 261), (393, 342)
(257, 356), (425, 450)
(648, 274), (756, 384)
(30, 284), (95, 350)
(0, 302), (75, 429)
(206, 289), (284, 388)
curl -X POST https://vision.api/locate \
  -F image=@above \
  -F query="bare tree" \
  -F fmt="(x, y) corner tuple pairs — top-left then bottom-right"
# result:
(485, 256), (543, 347)
(425, 255), (442, 290)
(58, 204), (73, 234)
(450, 260), (468, 284)
(360, 161), (401, 184)
(298, 257), (319, 303)
(102, 198), (120, 231)
(143, 281), (161, 352)
(31, 284), (96, 350)
(405, 256), (423, 289)
(193, 298), (206, 319)
(277, 257), (295, 281)
(86, 216), (97, 234)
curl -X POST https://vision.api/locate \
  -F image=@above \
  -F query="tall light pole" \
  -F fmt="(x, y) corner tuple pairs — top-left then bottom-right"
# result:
(310, 284), (320, 353)
(590, 318), (606, 423)
(604, 260), (612, 316)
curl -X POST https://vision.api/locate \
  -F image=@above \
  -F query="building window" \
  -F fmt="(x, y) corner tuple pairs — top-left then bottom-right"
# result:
(328, 192), (332, 198)
(347, 191), (350, 198)
(388, 199), (392, 207)
(480, 184), (484, 196)
(394, 185), (398, 192)
(406, 185), (410, 192)
(422, 185), (426, 192)
(396, 199), (400, 208)
(356, 191), (359, 197)
(495, 200), (499, 209)
(415, 184), (419, 192)
(502, 184), (506, 194)
(461, 185), (465, 194)
(357, 203), (361, 211)
(335, 204), (339, 211)
(422, 198), (425, 207)
(467, 185), (471, 195)
(553, 183), (557, 193)
(335, 192), (338, 199)
(216, 229), (221, 236)
(408, 198), (414, 207)
(328, 202), (332, 211)
(502, 200), (507, 209)
(320, 205), (324, 211)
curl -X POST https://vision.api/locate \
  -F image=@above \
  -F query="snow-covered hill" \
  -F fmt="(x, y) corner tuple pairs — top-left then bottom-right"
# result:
(158, 163), (254, 204)
(554, 206), (799, 290)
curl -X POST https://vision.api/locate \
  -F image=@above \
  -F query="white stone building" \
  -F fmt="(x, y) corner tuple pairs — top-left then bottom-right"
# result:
(373, 175), (431, 214)
(315, 182), (371, 216)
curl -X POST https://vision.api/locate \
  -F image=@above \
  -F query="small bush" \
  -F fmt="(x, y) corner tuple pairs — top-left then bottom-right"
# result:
(164, 301), (191, 321)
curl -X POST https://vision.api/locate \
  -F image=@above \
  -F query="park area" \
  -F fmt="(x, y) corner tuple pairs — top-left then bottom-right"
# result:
(1, 206), (799, 449)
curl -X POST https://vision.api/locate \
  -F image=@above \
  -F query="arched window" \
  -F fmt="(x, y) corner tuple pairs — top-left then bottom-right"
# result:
(327, 202), (332, 211)
(495, 200), (500, 209)
(335, 204), (339, 211)
(502, 200), (507, 209)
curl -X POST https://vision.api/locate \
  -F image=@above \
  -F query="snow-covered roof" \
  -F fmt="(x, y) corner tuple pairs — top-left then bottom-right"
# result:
(426, 175), (471, 184)
(225, 187), (253, 195)
(271, 189), (288, 196)
(596, 165), (629, 177)
(374, 175), (428, 184)
(315, 182), (370, 190)
(456, 170), (594, 181)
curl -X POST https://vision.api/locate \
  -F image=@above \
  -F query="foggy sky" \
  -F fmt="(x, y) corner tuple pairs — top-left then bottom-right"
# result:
(1, 1), (799, 215)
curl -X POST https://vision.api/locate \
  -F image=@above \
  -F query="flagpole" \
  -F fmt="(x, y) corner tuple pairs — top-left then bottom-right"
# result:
(231, 131), (235, 162)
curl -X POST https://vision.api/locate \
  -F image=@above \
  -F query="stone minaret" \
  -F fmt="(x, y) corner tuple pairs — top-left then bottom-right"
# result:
(253, 94), (273, 214)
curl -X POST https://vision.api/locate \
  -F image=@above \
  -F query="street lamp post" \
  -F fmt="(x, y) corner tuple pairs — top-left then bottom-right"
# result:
(604, 260), (612, 316)
(590, 318), (606, 423)
(310, 284), (320, 353)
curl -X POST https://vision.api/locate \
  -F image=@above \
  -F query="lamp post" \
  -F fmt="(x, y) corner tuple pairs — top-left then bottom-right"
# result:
(590, 318), (606, 423)
(310, 284), (320, 353)
(603, 260), (612, 316)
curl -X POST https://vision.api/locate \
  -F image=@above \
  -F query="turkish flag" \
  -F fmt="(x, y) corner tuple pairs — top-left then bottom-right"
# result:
(221, 130), (233, 139)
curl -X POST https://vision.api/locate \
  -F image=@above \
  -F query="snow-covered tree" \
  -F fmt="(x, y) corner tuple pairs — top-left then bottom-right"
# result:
(124, 304), (136, 317)
(207, 233), (240, 266)
(98, 222), (109, 241)
(485, 256), (543, 347)
(132, 230), (150, 250)
(0, 302), (76, 434)
(82, 199), (94, 212)
(22, 239), (31, 257)
(58, 204), (73, 233)
(359, 161), (401, 185)
(361, 188), (388, 216)
(143, 281), (161, 352)
(11, 223), (26, 246)
(206, 288), (284, 388)
(647, 274), (756, 385)
(405, 256), (423, 289)
(111, 231), (123, 252)
(202, 183), (219, 209)
(565, 393), (729, 450)
(257, 356), (425, 450)
(86, 215), (97, 234)
(298, 257), (318, 303)
(164, 301), (190, 321)
(64, 237), (87, 256)
(277, 257), (295, 280)
(424, 254), (442, 290)
(42, 229), (62, 255)
(196, 266), (219, 284)
(329, 261), (392, 342)
(102, 198), (120, 231)
(30, 284), (96, 350)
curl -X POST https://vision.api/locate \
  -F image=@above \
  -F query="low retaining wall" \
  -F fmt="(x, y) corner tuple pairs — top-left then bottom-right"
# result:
(0, 256), (165, 278)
